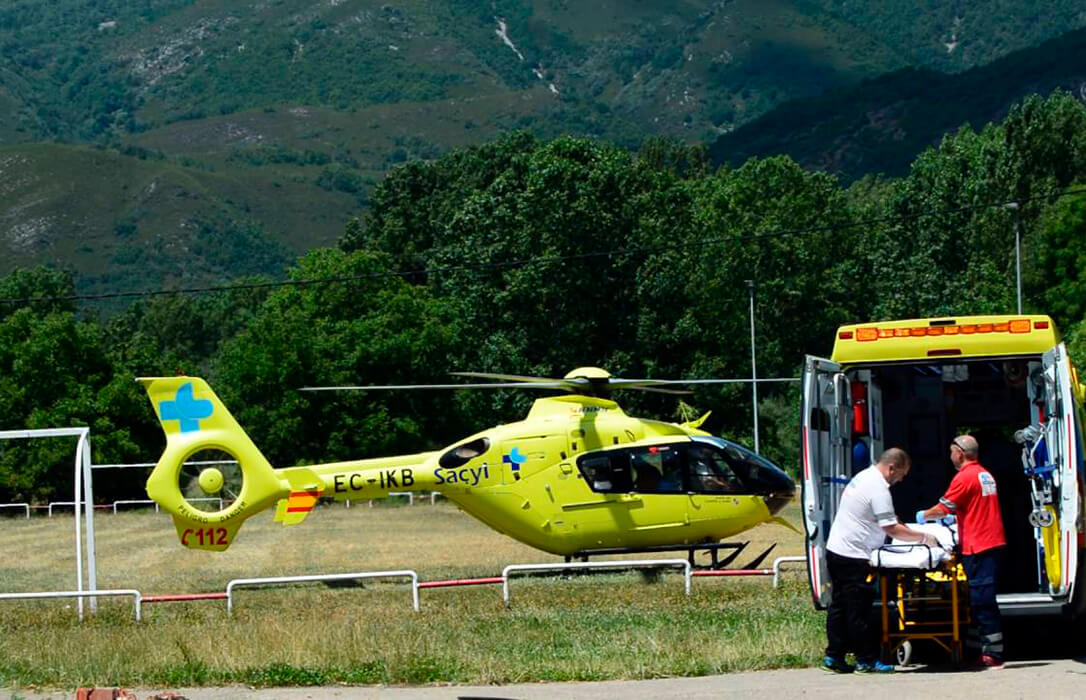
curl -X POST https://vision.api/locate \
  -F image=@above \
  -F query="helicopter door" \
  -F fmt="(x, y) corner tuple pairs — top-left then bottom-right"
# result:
(801, 355), (851, 610)
(1040, 344), (1082, 599)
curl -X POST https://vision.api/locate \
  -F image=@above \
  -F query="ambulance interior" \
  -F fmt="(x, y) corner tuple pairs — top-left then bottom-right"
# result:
(847, 357), (1054, 595)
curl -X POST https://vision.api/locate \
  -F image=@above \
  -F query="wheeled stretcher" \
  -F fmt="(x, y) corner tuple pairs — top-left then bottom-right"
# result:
(872, 523), (969, 667)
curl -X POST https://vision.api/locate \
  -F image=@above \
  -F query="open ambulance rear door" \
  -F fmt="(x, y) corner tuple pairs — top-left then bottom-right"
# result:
(801, 355), (852, 609)
(1040, 343), (1083, 604)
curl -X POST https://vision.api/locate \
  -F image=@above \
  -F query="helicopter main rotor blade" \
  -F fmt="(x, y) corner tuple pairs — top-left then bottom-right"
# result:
(623, 385), (694, 395)
(608, 377), (801, 387)
(300, 375), (801, 393)
(451, 371), (567, 383)
(452, 371), (602, 393)
(452, 376), (696, 394)
(299, 381), (574, 392)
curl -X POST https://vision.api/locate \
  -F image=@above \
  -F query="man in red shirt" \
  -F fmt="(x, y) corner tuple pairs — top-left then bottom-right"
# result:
(917, 434), (1006, 669)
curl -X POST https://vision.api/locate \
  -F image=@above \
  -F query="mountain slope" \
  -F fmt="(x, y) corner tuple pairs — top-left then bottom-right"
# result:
(708, 26), (1086, 181)
(3, 0), (1086, 296)
(0, 144), (300, 294)
(1, 0), (920, 144)
(808, 0), (1086, 72)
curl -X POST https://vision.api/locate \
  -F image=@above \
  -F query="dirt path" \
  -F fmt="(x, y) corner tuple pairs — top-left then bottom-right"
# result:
(8, 658), (1086, 700)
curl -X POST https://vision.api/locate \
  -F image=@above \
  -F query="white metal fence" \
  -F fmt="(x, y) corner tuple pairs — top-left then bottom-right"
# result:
(0, 554), (805, 622)
(0, 503), (29, 518)
(226, 570), (420, 614)
(501, 559), (693, 605)
(0, 589), (142, 621)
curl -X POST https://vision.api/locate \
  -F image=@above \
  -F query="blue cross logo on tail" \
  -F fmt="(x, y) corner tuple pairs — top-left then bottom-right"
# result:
(503, 446), (527, 481)
(159, 382), (213, 433)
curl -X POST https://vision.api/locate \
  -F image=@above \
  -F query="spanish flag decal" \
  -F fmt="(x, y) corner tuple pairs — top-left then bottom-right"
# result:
(275, 482), (324, 526)
(286, 490), (321, 513)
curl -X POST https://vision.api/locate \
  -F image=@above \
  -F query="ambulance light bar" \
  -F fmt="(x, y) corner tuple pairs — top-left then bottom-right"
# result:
(838, 319), (1039, 342)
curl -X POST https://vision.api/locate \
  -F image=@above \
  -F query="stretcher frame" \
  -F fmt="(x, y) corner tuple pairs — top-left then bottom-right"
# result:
(878, 560), (969, 667)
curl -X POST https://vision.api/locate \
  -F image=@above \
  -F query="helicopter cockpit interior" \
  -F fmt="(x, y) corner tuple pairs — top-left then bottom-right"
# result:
(576, 438), (793, 507)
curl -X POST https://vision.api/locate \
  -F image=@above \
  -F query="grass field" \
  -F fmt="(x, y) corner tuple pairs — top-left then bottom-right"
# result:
(0, 500), (820, 690)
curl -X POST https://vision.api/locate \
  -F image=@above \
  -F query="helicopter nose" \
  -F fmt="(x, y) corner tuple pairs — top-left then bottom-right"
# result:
(753, 465), (796, 515)
(763, 489), (794, 515)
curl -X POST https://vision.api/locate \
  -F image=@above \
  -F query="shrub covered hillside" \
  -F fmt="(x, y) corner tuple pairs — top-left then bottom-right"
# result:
(3, 1), (1085, 297)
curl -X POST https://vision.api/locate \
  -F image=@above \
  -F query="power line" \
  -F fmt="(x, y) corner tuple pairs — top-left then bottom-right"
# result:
(3, 186), (1086, 306)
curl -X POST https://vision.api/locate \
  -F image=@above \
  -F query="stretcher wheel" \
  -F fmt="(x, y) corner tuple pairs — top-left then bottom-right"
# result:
(896, 640), (913, 666)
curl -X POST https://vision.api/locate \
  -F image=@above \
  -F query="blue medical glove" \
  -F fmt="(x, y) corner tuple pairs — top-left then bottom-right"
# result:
(915, 509), (927, 524)
(939, 513), (956, 527)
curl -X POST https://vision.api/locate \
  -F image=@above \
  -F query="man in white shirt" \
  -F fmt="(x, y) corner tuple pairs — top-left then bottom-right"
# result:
(822, 447), (936, 674)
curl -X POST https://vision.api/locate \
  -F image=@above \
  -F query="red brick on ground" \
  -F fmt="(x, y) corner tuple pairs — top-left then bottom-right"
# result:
(74, 688), (138, 700)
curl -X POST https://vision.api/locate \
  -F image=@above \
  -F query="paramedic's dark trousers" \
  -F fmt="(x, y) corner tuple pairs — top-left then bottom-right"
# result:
(963, 547), (1004, 659)
(825, 551), (878, 662)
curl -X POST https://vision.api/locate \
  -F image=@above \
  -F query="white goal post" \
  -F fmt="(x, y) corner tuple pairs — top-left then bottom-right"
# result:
(0, 427), (95, 619)
(0, 429), (241, 621)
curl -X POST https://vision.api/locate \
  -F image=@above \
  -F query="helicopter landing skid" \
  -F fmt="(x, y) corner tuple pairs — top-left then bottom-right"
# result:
(567, 541), (776, 570)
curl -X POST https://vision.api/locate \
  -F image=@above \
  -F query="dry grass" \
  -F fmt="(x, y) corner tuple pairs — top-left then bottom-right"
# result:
(0, 500), (820, 689)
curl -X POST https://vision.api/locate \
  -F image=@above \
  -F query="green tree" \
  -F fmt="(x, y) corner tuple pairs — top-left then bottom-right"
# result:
(344, 133), (708, 422)
(427, 137), (663, 373)
(0, 266), (76, 321)
(632, 156), (863, 435)
(213, 249), (466, 465)
(105, 283), (272, 377)
(0, 309), (124, 502)
(868, 92), (1086, 320)
(341, 131), (541, 267)
(1026, 185), (1086, 332)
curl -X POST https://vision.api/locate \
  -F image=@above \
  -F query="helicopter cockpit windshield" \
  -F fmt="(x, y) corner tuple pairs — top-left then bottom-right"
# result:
(695, 437), (795, 512)
(576, 438), (794, 510)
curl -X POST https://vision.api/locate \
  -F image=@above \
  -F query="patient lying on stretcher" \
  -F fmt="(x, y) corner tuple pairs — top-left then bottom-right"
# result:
(869, 519), (958, 569)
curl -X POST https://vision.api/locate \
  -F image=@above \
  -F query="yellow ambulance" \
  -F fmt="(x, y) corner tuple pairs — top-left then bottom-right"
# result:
(802, 315), (1085, 617)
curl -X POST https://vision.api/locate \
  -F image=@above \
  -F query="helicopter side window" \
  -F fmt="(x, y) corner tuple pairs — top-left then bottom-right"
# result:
(438, 437), (490, 469)
(686, 445), (744, 494)
(630, 447), (683, 494)
(578, 446), (693, 494)
(577, 452), (633, 493)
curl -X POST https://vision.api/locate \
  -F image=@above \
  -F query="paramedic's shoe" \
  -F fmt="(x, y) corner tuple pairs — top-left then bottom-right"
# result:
(855, 660), (895, 674)
(972, 654), (1005, 670)
(820, 656), (855, 674)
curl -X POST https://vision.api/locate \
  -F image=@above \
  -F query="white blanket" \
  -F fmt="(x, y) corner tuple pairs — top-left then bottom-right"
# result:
(869, 523), (957, 569)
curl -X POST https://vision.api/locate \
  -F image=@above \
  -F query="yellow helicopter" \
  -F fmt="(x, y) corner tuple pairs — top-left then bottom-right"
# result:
(139, 368), (796, 565)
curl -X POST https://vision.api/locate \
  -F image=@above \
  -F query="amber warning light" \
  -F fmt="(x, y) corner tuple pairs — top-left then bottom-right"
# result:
(839, 319), (1033, 342)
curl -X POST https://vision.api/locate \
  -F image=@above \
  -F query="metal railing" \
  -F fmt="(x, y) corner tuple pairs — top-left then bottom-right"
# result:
(345, 492), (442, 508)
(226, 570), (419, 614)
(7, 492), (450, 517)
(772, 556), (807, 588)
(47, 501), (77, 517)
(0, 503), (30, 519)
(112, 499), (160, 514)
(0, 554), (805, 622)
(501, 559), (692, 606)
(0, 589), (142, 621)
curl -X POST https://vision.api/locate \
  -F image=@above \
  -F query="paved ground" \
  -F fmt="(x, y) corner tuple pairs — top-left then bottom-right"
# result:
(8, 658), (1086, 700)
